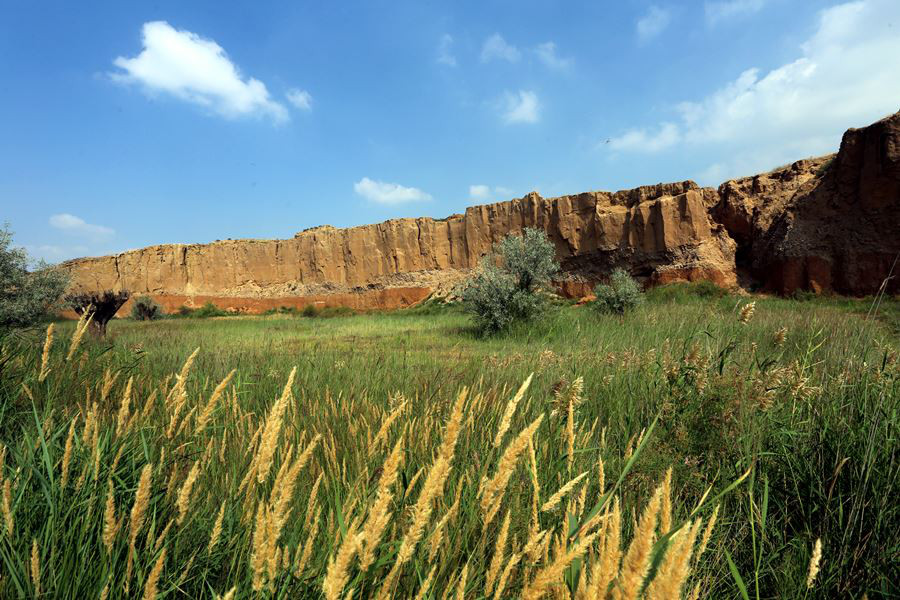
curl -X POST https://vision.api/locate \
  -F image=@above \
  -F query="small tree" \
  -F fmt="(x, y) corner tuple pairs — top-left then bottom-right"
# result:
(592, 268), (644, 314)
(66, 290), (130, 337)
(0, 224), (69, 332)
(459, 228), (559, 335)
(131, 295), (163, 321)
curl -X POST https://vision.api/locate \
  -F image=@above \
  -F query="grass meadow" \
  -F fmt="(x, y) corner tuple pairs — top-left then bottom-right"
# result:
(0, 284), (897, 598)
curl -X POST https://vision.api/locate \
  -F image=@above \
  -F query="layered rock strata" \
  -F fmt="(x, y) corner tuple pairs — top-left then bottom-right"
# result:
(63, 112), (900, 312)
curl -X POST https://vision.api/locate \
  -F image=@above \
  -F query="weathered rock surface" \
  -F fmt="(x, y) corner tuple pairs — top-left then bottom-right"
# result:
(64, 112), (900, 312)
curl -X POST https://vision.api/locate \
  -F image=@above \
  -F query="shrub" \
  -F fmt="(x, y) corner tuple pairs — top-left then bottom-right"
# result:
(191, 302), (228, 318)
(592, 268), (644, 314)
(0, 224), (69, 332)
(301, 304), (319, 317)
(65, 290), (130, 337)
(131, 295), (163, 321)
(459, 228), (559, 335)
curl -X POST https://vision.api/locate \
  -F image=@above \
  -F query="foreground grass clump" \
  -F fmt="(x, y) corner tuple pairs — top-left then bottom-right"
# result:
(0, 287), (897, 598)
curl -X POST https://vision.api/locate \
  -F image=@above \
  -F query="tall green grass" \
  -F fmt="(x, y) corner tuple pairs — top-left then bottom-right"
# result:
(0, 286), (896, 598)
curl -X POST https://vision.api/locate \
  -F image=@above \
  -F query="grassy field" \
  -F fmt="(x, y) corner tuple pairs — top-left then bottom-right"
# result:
(0, 285), (897, 598)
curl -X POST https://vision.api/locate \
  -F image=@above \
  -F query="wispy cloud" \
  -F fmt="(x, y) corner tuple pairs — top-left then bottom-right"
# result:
(636, 6), (672, 42)
(500, 90), (540, 124)
(437, 34), (457, 66)
(609, 0), (900, 182)
(469, 185), (514, 201)
(354, 177), (432, 204)
(535, 42), (573, 70)
(286, 88), (312, 111)
(49, 214), (114, 241)
(705, 0), (766, 25)
(481, 33), (521, 63)
(112, 21), (289, 123)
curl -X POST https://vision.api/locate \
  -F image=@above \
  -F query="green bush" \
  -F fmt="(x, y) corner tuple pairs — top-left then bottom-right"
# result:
(130, 295), (163, 321)
(0, 224), (69, 332)
(459, 228), (559, 335)
(192, 302), (229, 318)
(592, 268), (644, 314)
(301, 304), (319, 317)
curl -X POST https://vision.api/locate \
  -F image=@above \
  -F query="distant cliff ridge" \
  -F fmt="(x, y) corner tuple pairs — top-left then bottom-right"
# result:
(64, 112), (900, 313)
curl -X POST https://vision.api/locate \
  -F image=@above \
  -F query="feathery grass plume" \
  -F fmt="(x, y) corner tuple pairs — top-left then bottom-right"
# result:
(304, 472), (325, 529)
(528, 438), (541, 536)
(493, 373), (533, 447)
(579, 499), (621, 599)
(38, 323), (54, 381)
(295, 506), (322, 577)
(100, 368), (118, 403)
(30, 538), (41, 596)
(250, 503), (277, 591)
(773, 326), (788, 347)
(415, 564), (438, 600)
(60, 419), (76, 489)
(806, 538), (823, 588)
(645, 519), (701, 600)
(195, 369), (236, 434)
(102, 479), (120, 552)
(0, 481), (10, 538)
(142, 547), (166, 600)
(256, 366), (297, 484)
(378, 389), (467, 599)
(696, 504), (719, 559)
(738, 301), (756, 324)
(209, 501), (226, 552)
(428, 478), (463, 563)
(116, 376), (134, 436)
(660, 467), (673, 535)
(486, 510), (511, 595)
(521, 529), (602, 600)
(153, 520), (173, 551)
(481, 414), (545, 527)
(493, 551), (523, 600)
(613, 485), (663, 600)
(176, 460), (201, 525)
(271, 435), (320, 537)
(126, 464), (154, 583)
(455, 563), (469, 600)
(217, 587), (236, 600)
(542, 471), (589, 513)
(322, 520), (364, 600)
(360, 437), (405, 571)
(369, 399), (407, 456)
(66, 309), (93, 361)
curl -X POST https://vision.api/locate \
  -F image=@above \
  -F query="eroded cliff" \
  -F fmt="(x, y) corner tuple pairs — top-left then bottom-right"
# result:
(63, 112), (900, 312)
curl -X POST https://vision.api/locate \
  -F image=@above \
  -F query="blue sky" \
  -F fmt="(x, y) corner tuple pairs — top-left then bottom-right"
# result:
(2, 0), (898, 263)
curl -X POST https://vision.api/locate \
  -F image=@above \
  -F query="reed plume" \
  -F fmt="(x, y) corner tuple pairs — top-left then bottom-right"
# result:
(38, 323), (54, 381)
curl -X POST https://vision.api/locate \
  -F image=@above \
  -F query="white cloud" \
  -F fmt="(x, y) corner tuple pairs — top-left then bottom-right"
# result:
(354, 178), (432, 205)
(286, 88), (312, 111)
(636, 6), (672, 42)
(609, 0), (900, 182)
(469, 185), (514, 201)
(608, 122), (680, 153)
(501, 90), (540, 124)
(49, 214), (114, 241)
(481, 33), (521, 63)
(112, 21), (288, 123)
(535, 42), (573, 70)
(437, 34), (457, 67)
(705, 0), (766, 25)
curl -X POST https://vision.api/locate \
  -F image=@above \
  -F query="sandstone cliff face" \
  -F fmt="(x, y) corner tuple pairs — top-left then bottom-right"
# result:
(64, 112), (900, 312)
(714, 111), (900, 295)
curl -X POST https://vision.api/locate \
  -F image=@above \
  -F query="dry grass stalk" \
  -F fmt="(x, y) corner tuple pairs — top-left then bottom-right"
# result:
(806, 538), (823, 588)
(455, 563), (469, 600)
(195, 369), (236, 434)
(102, 479), (120, 552)
(645, 519), (701, 599)
(542, 471), (589, 513)
(66, 310), (93, 362)
(360, 437), (405, 571)
(116, 376), (134, 437)
(738, 301), (756, 324)
(255, 366), (297, 484)
(176, 460), (201, 525)
(142, 547), (167, 600)
(521, 529), (601, 600)
(209, 501), (226, 552)
(613, 485), (663, 600)
(38, 323), (54, 381)
(493, 550), (523, 600)
(322, 520), (364, 600)
(481, 414), (545, 527)
(493, 373), (533, 448)
(30, 538), (41, 596)
(486, 510), (511, 595)
(415, 564), (438, 600)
